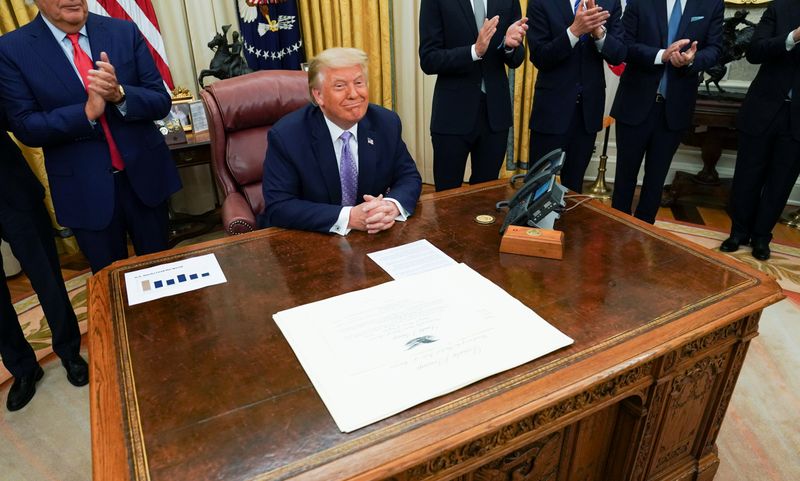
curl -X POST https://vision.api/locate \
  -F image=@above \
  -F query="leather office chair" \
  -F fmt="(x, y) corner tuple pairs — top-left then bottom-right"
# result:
(200, 70), (309, 234)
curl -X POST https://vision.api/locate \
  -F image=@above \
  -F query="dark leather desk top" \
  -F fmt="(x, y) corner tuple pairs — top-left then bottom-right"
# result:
(88, 181), (782, 481)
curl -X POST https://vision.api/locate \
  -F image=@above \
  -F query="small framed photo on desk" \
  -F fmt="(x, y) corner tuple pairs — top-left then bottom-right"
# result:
(189, 100), (209, 134)
(170, 100), (193, 132)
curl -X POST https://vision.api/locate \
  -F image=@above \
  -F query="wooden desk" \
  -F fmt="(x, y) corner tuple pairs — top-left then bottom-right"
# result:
(88, 181), (782, 481)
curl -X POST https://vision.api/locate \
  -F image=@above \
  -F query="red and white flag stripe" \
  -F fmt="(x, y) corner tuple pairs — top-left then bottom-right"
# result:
(88, 0), (175, 90)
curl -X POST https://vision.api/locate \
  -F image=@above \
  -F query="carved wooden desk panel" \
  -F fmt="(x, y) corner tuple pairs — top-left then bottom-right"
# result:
(88, 181), (782, 481)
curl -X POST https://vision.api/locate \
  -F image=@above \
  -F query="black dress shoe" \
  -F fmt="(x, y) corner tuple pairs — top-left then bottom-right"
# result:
(720, 235), (749, 252)
(62, 355), (89, 387)
(751, 240), (771, 261)
(7, 365), (44, 412)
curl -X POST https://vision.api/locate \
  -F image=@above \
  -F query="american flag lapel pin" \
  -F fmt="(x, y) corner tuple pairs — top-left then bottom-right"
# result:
(367, 137), (374, 145)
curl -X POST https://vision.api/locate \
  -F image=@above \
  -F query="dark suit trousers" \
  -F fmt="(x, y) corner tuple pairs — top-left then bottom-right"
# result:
(72, 171), (169, 273)
(612, 102), (684, 224)
(0, 201), (80, 378)
(432, 95), (508, 191)
(529, 98), (597, 193)
(729, 102), (800, 242)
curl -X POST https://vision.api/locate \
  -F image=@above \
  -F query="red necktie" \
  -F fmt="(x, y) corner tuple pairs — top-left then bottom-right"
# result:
(67, 33), (125, 171)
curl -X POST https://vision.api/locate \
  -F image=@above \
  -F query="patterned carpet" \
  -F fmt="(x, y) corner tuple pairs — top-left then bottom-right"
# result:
(657, 220), (800, 481)
(0, 272), (91, 386)
(0, 223), (797, 480)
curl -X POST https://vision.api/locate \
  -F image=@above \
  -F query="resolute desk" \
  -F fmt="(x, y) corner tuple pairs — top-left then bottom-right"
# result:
(88, 181), (782, 481)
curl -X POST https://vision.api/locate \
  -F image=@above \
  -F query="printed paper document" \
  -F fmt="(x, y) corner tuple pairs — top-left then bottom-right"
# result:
(274, 263), (573, 432)
(124, 253), (227, 306)
(367, 239), (456, 279)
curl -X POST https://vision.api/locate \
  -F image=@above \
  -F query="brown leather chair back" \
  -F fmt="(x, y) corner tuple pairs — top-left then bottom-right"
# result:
(200, 70), (309, 231)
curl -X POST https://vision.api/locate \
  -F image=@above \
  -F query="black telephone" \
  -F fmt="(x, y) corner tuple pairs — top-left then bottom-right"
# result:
(497, 149), (566, 234)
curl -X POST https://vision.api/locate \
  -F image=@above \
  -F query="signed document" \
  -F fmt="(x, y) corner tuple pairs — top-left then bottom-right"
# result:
(274, 263), (573, 432)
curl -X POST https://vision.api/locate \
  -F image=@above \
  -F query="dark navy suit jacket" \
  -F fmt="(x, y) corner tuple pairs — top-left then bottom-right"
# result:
(0, 110), (44, 213)
(611, 0), (723, 130)
(259, 104), (422, 233)
(419, 0), (525, 135)
(526, 0), (626, 135)
(736, 0), (800, 141)
(0, 13), (181, 230)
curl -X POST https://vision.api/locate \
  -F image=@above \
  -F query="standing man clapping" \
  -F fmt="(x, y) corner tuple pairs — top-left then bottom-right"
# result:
(420, 0), (528, 191)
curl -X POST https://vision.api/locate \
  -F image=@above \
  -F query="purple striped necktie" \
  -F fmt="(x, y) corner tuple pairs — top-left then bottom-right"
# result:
(339, 131), (358, 206)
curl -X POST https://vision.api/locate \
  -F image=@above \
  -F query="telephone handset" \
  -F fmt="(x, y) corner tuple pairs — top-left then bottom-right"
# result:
(497, 149), (567, 234)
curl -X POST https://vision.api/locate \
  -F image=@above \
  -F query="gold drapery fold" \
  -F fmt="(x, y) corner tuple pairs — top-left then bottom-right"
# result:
(1, 1), (79, 254)
(297, 0), (394, 108)
(0, 0), (37, 34)
(507, 0), (536, 176)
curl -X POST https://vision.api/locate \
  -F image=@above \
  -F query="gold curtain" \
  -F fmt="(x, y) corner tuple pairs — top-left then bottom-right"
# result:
(297, 0), (394, 109)
(0, 0), (36, 34)
(1, 0), (79, 254)
(507, 0), (536, 176)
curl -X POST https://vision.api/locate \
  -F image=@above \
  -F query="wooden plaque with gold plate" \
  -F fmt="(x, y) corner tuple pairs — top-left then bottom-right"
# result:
(499, 225), (565, 259)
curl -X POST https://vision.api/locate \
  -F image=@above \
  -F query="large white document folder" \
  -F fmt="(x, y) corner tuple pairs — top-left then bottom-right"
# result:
(273, 263), (573, 432)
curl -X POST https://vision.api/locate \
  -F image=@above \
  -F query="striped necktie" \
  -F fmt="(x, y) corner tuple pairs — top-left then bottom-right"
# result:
(67, 33), (125, 171)
(657, 0), (683, 97)
(339, 131), (358, 206)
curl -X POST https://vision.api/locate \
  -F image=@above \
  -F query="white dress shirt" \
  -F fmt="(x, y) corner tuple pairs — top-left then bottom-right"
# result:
(41, 15), (128, 118)
(566, 0), (607, 51)
(655, 0), (689, 64)
(323, 116), (408, 236)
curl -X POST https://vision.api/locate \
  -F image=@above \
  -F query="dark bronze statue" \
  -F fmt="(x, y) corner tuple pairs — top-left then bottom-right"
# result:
(198, 25), (253, 87)
(700, 10), (756, 94)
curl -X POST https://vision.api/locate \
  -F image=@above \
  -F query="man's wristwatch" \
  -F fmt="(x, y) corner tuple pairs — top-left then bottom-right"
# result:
(592, 25), (607, 40)
(115, 84), (126, 104)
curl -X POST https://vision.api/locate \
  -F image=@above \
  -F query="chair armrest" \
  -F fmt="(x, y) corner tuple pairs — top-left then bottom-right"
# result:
(222, 192), (257, 235)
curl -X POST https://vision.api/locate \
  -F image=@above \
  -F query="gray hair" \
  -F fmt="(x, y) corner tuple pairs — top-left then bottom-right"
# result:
(307, 47), (368, 105)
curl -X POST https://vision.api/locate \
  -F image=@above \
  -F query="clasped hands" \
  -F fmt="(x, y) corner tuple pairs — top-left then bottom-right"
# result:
(84, 51), (124, 121)
(348, 194), (400, 234)
(570, 0), (609, 40)
(661, 39), (698, 68)
(474, 16), (529, 58)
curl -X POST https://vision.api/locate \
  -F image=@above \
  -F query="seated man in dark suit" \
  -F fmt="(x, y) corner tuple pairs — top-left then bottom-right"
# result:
(260, 47), (422, 234)
(721, 2), (800, 261)
(1, 111), (86, 412)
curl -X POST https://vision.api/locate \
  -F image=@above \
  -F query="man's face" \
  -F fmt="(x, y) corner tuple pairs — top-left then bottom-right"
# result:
(312, 64), (369, 130)
(36, 0), (88, 33)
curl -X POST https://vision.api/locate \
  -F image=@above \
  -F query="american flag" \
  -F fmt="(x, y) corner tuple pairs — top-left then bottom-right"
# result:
(87, 0), (175, 89)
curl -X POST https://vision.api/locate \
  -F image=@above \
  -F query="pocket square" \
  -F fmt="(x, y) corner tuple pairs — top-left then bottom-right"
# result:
(690, 16), (704, 22)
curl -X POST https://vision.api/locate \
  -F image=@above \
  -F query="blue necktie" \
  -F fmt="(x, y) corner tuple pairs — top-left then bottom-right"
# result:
(658, 0), (683, 97)
(474, 0), (486, 92)
(339, 131), (358, 206)
(573, 0), (589, 42)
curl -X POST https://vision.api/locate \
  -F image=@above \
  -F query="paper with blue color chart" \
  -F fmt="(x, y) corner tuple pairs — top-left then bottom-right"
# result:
(124, 253), (227, 306)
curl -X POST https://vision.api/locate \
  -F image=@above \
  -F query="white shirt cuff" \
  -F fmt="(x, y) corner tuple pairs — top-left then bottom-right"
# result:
(594, 34), (606, 51)
(115, 100), (128, 116)
(330, 207), (353, 236)
(566, 28), (579, 48)
(655, 49), (665, 65)
(385, 198), (409, 222)
(786, 31), (797, 51)
(471, 44), (481, 61)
